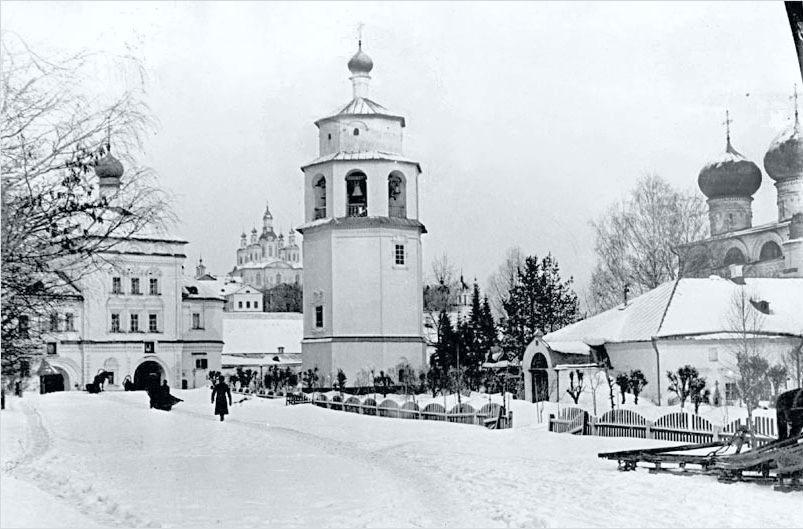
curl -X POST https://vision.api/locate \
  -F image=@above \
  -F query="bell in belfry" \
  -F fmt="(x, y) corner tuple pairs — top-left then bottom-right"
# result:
(351, 182), (364, 198)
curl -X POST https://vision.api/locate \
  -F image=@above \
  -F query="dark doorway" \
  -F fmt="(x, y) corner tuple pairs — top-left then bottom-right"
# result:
(40, 373), (65, 394)
(134, 360), (164, 391)
(530, 353), (549, 403)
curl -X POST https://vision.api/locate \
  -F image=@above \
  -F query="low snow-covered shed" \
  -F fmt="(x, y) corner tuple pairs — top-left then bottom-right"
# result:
(523, 275), (803, 405)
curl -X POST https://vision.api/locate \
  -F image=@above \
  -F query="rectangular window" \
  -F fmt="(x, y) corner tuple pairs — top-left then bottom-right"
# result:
(46, 342), (57, 355)
(708, 347), (718, 362)
(149, 278), (159, 295)
(111, 313), (120, 332)
(130, 313), (139, 332)
(315, 305), (324, 328)
(131, 278), (141, 295)
(149, 313), (158, 333)
(254, 301), (259, 309)
(192, 313), (201, 329)
(394, 244), (406, 265)
(112, 277), (122, 294)
(246, 301), (251, 309)
(195, 358), (208, 369)
(725, 382), (738, 404)
(19, 315), (29, 338)
(49, 313), (59, 332)
(238, 301), (243, 309)
(64, 313), (75, 332)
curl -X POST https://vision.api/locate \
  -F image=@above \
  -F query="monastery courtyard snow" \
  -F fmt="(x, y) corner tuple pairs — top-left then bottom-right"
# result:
(1, 391), (798, 528)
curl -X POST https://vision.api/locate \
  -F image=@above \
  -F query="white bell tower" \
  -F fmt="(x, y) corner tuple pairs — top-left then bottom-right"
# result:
(297, 40), (426, 385)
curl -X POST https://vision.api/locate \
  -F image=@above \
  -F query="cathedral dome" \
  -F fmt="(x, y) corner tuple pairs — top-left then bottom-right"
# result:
(347, 44), (373, 75)
(94, 152), (124, 179)
(763, 121), (802, 182)
(698, 143), (762, 199)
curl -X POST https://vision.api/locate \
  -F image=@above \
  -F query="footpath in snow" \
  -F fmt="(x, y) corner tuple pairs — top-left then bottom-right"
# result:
(0, 389), (799, 528)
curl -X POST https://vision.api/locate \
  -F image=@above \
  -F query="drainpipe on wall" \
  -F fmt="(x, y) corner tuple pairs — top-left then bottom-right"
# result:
(650, 337), (661, 406)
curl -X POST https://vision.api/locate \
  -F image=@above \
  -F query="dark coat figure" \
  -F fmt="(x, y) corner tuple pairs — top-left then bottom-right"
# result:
(211, 378), (232, 421)
(776, 387), (803, 440)
(148, 379), (182, 411)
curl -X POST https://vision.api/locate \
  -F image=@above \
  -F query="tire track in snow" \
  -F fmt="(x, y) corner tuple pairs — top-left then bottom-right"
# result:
(8, 400), (158, 528)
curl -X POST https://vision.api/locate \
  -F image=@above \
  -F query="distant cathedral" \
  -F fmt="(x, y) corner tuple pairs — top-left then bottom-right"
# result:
(680, 92), (803, 279)
(230, 202), (303, 288)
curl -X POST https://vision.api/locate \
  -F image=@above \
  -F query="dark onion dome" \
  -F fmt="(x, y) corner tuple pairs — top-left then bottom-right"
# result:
(94, 151), (124, 179)
(347, 42), (373, 74)
(763, 119), (802, 181)
(698, 141), (762, 199)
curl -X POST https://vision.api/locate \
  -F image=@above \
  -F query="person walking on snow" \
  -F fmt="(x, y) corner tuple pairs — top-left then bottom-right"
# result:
(211, 375), (232, 422)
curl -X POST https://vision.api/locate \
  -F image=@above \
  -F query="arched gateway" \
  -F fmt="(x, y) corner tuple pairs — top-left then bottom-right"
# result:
(133, 360), (164, 391)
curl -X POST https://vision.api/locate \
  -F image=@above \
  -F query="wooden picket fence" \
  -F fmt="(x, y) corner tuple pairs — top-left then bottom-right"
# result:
(549, 407), (777, 445)
(289, 393), (512, 429)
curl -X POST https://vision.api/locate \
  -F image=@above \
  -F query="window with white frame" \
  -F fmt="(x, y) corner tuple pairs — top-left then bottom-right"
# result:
(64, 313), (75, 331)
(394, 244), (405, 266)
(130, 314), (139, 332)
(49, 312), (59, 332)
(195, 358), (208, 369)
(131, 277), (141, 295)
(192, 312), (202, 329)
(149, 313), (158, 332)
(112, 277), (122, 294)
(111, 313), (120, 332)
(149, 278), (159, 295)
(315, 305), (324, 328)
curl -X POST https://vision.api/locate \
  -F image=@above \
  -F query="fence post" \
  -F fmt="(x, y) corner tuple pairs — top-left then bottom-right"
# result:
(587, 415), (596, 436)
(645, 420), (653, 439)
(548, 413), (555, 432)
(713, 425), (721, 442)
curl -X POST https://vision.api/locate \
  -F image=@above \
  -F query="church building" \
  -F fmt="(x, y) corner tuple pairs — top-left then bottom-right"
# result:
(230, 202), (303, 289)
(679, 96), (803, 278)
(297, 41), (427, 385)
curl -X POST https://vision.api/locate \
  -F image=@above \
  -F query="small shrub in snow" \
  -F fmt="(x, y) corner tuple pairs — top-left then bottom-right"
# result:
(628, 370), (648, 405)
(615, 373), (630, 404)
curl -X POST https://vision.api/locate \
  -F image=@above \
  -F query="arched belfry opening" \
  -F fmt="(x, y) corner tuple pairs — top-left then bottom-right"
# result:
(388, 172), (406, 218)
(759, 241), (782, 261)
(313, 175), (327, 220)
(346, 171), (367, 217)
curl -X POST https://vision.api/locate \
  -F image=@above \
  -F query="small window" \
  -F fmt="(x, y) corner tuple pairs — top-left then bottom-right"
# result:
(149, 278), (159, 295)
(254, 301), (259, 309)
(130, 314), (139, 332)
(327, 133), (332, 140)
(708, 348), (718, 362)
(107, 372), (115, 385)
(112, 277), (122, 294)
(49, 313), (59, 332)
(195, 358), (208, 369)
(395, 244), (405, 266)
(725, 382), (738, 404)
(238, 301), (243, 309)
(246, 301), (251, 309)
(64, 313), (74, 332)
(131, 277), (141, 295)
(353, 128), (359, 136)
(149, 313), (158, 333)
(192, 313), (201, 329)
(19, 315), (29, 338)
(315, 305), (324, 328)
(46, 342), (57, 355)
(111, 313), (120, 332)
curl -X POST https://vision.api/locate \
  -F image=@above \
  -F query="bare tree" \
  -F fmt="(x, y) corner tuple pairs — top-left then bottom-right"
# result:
(486, 246), (524, 320)
(1, 36), (172, 380)
(726, 287), (770, 447)
(589, 173), (708, 313)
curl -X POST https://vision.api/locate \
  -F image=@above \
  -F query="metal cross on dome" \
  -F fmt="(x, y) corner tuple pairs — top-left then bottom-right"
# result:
(722, 109), (733, 144)
(792, 85), (799, 125)
(357, 22), (364, 46)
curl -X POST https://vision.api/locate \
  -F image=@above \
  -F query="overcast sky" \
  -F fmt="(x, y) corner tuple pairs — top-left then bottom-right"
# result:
(4, 1), (801, 300)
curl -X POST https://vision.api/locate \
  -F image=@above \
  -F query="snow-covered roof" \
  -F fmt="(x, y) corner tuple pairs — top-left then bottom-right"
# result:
(301, 150), (421, 172)
(182, 277), (226, 301)
(196, 277), (259, 297)
(222, 312), (302, 355)
(221, 353), (301, 368)
(236, 259), (302, 271)
(544, 277), (803, 349)
(314, 97), (406, 127)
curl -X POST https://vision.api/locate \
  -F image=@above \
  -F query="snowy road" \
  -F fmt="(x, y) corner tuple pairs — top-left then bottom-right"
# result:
(1, 390), (799, 528)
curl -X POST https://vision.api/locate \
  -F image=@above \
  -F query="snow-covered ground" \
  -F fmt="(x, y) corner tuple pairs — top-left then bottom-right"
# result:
(1, 389), (797, 528)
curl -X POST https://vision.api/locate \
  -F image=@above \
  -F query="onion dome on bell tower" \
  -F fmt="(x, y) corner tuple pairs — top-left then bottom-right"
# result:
(763, 87), (802, 222)
(697, 111), (762, 236)
(348, 39), (373, 99)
